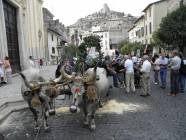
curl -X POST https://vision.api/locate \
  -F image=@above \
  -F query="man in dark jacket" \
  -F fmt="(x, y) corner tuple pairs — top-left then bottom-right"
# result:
(179, 53), (186, 93)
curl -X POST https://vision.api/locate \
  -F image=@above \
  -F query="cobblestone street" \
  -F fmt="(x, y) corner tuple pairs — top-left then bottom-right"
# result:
(0, 72), (186, 140)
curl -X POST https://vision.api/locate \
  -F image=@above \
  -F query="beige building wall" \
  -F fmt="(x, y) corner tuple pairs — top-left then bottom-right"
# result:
(129, 16), (145, 44)
(0, 0), (45, 70)
(25, 0), (45, 59)
(154, 1), (168, 31)
(144, 0), (168, 45)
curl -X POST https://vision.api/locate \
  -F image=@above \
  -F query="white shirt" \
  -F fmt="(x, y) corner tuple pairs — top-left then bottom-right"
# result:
(154, 58), (160, 70)
(124, 59), (134, 73)
(141, 60), (151, 73)
(0, 60), (4, 76)
(132, 56), (138, 63)
(29, 59), (35, 68)
(159, 56), (169, 66)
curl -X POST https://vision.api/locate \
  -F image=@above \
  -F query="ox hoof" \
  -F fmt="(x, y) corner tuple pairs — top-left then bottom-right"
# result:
(44, 126), (50, 132)
(34, 126), (39, 130)
(83, 117), (89, 125)
(70, 105), (78, 113)
(34, 123), (39, 130)
(90, 120), (96, 130)
(49, 109), (56, 116)
(45, 111), (49, 117)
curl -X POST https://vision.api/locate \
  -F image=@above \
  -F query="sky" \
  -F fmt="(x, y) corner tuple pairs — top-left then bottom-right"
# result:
(43, 0), (158, 26)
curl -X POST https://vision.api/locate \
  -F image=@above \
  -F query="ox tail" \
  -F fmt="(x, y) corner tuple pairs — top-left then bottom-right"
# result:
(19, 73), (33, 89)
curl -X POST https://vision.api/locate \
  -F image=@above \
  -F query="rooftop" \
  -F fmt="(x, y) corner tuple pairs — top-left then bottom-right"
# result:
(142, 0), (167, 12)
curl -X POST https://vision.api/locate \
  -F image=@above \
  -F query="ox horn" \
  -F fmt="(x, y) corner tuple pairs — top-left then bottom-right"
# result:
(53, 66), (74, 83)
(19, 73), (34, 89)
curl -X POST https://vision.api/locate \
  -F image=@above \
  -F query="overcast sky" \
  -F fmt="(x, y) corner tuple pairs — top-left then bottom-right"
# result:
(43, 0), (158, 26)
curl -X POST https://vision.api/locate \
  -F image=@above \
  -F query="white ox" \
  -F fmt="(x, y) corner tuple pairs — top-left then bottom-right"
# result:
(64, 66), (110, 130)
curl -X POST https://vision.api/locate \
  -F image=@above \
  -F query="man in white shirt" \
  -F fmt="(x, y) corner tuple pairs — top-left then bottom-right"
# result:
(140, 55), (151, 97)
(29, 56), (35, 68)
(159, 52), (169, 89)
(124, 55), (135, 93)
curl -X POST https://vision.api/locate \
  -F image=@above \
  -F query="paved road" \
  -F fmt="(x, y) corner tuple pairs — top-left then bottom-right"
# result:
(0, 72), (186, 140)
(0, 65), (57, 106)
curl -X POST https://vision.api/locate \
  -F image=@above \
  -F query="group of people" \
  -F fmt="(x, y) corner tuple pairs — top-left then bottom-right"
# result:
(55, 49), (185, 98)
(152, 50), (186, 96)
(104, 49), (186, 97)
(0, 56), (12, 86)
(104, 54), (151, 97)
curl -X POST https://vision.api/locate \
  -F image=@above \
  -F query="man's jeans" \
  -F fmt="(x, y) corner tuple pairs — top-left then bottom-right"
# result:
(170, 70), (179, 94)
(160, 68), (167, 88)
(179, 74), (186, 92)
(113, 73), (120, 87)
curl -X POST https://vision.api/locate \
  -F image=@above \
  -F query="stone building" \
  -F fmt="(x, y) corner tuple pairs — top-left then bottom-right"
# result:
(43, 8), (67, 64)
(0, 0), (45, 72)
(128, 15), (145, 44)
(128, 0), (186, 55)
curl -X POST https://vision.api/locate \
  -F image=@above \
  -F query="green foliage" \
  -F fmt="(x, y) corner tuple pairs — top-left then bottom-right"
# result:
(119, 41), (143, 55)
(78, 35), (101, 53)
(78, 35), (102, 60)
(156, 6), (186, 51)
(152, 31), (164, 47)
(64, 44), (79, 58)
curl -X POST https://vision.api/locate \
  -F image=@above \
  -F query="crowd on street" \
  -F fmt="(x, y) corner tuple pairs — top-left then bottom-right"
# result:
(55, 49), (186, 98)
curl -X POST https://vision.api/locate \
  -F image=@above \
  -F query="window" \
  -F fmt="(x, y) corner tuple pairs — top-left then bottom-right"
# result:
(52, 34), (53, 41)
(146, 25), (148, 35)
(105, 40), (107, 45)
(149, 7), (151, 17)
(145, 13), (147, 21)
(141, 27), (144, 37)
(52, 47), (55, 54)
(149, 22), (152, 34)
(105, 33), (107, 38)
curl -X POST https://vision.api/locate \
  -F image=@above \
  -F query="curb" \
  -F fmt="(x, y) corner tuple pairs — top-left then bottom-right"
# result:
(0, 100), (24, 110)
(0, 100), (28, 124)
(12, 73), (19, 78)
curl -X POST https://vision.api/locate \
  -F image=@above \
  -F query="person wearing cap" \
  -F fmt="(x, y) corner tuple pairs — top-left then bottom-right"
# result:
(140, 55), (151, 97)
(168, 50), (181, 96)
(124, 55), (135, 93)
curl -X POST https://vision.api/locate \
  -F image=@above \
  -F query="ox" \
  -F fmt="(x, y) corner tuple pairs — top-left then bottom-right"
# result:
(58, 64), (110, 130)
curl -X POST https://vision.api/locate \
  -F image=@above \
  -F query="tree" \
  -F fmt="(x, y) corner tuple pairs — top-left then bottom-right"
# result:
(152, 31), (165, 47)
(119, 41), (144, 55)
(79, 35), (101, 51)
(64, 44), (79, 59)
(156, 6), (186, 51)
(78, 35), (101, 58)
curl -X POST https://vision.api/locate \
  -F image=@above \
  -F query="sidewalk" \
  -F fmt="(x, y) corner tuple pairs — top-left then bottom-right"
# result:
(0, 65), (57, 106)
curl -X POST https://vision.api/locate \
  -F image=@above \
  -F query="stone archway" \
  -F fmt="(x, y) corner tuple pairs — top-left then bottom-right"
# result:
(3, 0), (21, 73)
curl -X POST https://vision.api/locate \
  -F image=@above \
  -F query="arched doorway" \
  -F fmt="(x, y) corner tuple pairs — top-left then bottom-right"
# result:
(3, 0), (21, 73)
